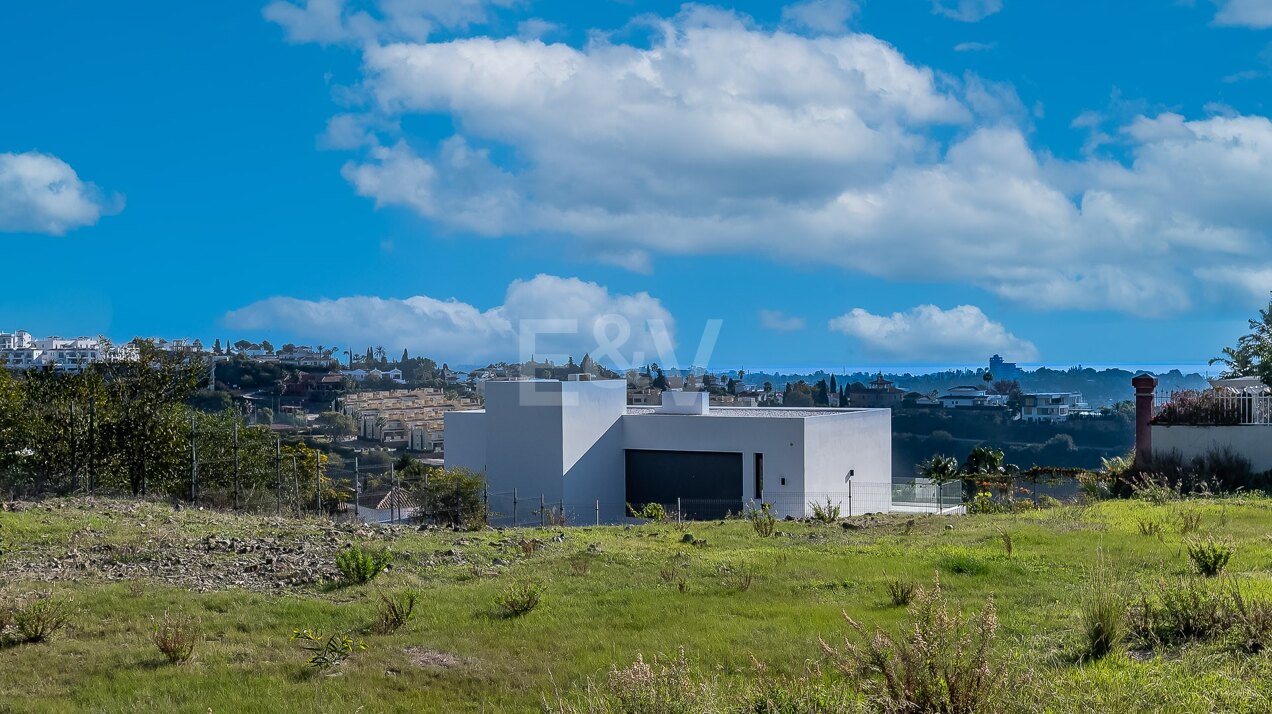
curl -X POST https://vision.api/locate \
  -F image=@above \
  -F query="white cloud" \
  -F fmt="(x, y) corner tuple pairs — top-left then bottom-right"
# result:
(758, 309), (807, 332)
(263, 0), (517, 44)
(780, 0), (858, 34)
(0, 151), (119, 236)
(274, 4), (1272, 317)
(223, 274), (675, 365)
(931, 0), (1004, 22)
(1215, 0), (1272, 28)
(829, 304), (1038, 362)
(953, 41), (995, 52)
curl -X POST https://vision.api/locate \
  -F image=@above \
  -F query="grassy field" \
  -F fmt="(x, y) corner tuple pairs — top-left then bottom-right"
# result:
(3, 496), (1272, 712)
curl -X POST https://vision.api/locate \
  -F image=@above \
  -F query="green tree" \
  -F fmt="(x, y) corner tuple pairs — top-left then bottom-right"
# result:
(1211, 295), (1272, 385)
(316, 411), (357, 442)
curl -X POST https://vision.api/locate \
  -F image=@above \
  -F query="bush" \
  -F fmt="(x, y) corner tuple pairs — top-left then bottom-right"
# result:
(1186, 537), (1234, 577)
(822, 574), (1004, 713)
(496, 581), (543, 618)
(1229, 583), (1272, 654)
(746, 503), (777, 538)
(411, 466), (488, 528)
(808, 498), (841, 524)
(374, 590), (419, 634)
(628, 502), (668, 522)
(335, 544), (392, 585)
(290, 627), (366, 669)
(151, 611), (199, 664)
(1078, 553), (1124, 660)
(14, 596), (73, 643)
(1129, 578), (1230, 647)
(885, 577), (917, 607)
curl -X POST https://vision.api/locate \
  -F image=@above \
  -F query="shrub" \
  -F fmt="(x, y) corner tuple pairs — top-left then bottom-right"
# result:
(742, 660), (859, 714)
(335, 544), (391, 585)
(808, 498), (841, 524)
(885, 577), (917, 607)
(14, 596), (73, 643)
(374, 590), (419, 634)
(290, 627), (366, 669)
(628, 502), (667, 522)
(1078, 553), (1124, 660)
(495, 581), (543, 618)
(822, 575), (1004, 714)
(745, 503), (777, 538)
(1036, 495), (1063, 509)
(1229, 583), (1272, 654)
(411, 465), (487, 528)
(544, 648), (719, 714)
(151, 611), (199, 664)
(1186, 537), (1234, 577)
(1129, 578), (1230, 647)
(969, 491), (1007, 514)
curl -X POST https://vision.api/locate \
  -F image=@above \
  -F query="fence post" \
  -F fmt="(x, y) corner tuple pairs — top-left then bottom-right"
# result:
(390, 462), (397, 525)
(595, 499), (600, 526)
(484, 483), (489, 526)
(848, 479), (853, 517)
(69, 401), (77, 492)
(456, 480), (462, 529)
(291, 456), (299, 517)
(88, 400), (96, 494)
(677, 497), (682, 524)
(513, 488), (518, 527)
(540, 494), (545, 528)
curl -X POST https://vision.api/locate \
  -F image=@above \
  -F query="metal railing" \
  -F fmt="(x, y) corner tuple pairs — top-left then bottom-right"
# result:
(1154, 391), (1272, 426)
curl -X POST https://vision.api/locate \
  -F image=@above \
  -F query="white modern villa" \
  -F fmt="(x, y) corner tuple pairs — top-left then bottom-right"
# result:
(445, 378), (893, 523)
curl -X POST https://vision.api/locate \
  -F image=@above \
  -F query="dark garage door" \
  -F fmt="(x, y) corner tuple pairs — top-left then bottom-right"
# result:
(625, 449), (743, 519)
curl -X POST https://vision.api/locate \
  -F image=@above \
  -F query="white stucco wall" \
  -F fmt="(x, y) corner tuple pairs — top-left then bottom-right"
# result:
(803, 409), (892, 515)
(622, 411), (807, 517)
(483, 381), (567, 502)
(560, 381), (627, 522)
(1152, 425), (1272, 473)
(443, 410), (487, 474)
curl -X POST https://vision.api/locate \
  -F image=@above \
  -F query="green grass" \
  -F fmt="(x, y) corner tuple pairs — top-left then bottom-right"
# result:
(3, 496), (1272, 712)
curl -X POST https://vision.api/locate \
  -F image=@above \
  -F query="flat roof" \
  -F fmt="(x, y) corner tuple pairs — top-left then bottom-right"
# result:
(625, 406), (880, 418)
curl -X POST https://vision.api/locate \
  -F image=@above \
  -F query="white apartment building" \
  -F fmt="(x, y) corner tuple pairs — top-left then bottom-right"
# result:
(938, 386), (1008, 409)
(1020, 392), (1088, 422)
(445, 380), (893, 522)
(0, 333), (111, 374)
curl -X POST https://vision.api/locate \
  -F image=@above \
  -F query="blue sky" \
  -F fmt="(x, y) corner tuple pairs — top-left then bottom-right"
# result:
(3, 0), (1272, 371)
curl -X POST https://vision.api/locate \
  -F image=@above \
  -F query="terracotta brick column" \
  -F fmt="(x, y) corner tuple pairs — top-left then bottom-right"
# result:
(1132, 374), (1158, 466)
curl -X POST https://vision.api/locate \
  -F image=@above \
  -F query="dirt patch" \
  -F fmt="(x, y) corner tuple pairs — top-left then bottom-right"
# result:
(405, 646), (463, 669)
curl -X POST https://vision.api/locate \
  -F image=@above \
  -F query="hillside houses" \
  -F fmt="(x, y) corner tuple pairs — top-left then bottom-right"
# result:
(341, 388), (478, 452)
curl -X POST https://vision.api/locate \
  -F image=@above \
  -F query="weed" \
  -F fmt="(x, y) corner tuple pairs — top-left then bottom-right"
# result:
(1078, 552), (1124, 660)
(495, 581), (543, 618)
(567, 553), (593, 576)
(808, 498), (841, 524)
(1136, 518), (1165, 539)
(746, 503), (777, 538)
(151, 611), (199, 664)
(1186, 537), (1234, 577)
(822, 574), (1004, 713)
(1228, 582), (1272, 654)
(723, 564), (755, 593)
(884, 576), (917, 607)
(627, 502), (668, 522)
(13, 596), (73, 643)
(290, 627), (366, 669)
(335, 544), (391, 585)
(1129, 578), (1230, 647)
(518, 539), (543, 557)
(374, 590), (419, 634)
(1176, 509), (1202, 535)
(996, 527), (1014, 558)
(937, 551), (989, 576)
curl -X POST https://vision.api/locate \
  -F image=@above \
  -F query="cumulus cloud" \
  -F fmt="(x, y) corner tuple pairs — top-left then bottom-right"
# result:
(780, 0), (858, 34)
(953, 41), (995, 52)
(931, 0), (1003, 22)
(264, 0), (517, 43)
(829, 304), (1038, 362)
(758, 309), (807, 332)
(224, 275), (675, 365)
(0, 151), (119, 235)
(270, 4), (1272, 317)
(1214, 0), (1272, 28)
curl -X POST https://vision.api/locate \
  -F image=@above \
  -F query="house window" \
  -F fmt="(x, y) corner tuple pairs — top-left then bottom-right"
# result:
(754, 453), (764, 499)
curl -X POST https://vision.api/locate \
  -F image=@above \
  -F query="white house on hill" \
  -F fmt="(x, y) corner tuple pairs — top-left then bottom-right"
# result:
(445, 380), (893, 522)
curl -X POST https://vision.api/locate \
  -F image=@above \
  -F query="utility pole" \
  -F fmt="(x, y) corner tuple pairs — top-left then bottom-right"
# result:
(390, 462), (398, 525)
(291, 456), (300, 517)
(190, 414), (198, 503)
(275, 438), (282, 516)
(232, 420), (240, 509)
(314, 448), (322, 516)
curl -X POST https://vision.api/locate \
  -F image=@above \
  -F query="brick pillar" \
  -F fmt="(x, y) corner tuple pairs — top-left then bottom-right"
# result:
(1132, 374), (1158, 466)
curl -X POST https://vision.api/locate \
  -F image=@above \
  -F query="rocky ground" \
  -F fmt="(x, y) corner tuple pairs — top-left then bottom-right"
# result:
(0, 498), (402, 592)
